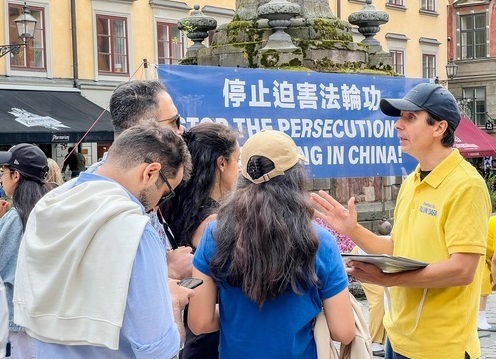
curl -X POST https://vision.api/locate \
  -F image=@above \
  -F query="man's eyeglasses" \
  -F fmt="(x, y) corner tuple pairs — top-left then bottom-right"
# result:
(0, 168), (12, 178)
(144, 158), (175, 205)
(158, 114), (181, 130)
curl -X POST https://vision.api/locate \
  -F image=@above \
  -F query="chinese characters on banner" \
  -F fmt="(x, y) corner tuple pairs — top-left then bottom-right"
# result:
(157, 65), (426, 178)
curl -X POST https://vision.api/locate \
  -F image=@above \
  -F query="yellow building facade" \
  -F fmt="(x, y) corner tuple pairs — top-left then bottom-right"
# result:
(1, 0), (449, 96)
(0, 0), (448, 164)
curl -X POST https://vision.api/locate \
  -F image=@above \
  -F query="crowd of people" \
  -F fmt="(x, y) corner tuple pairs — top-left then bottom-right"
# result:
(0, 80), (493, 359)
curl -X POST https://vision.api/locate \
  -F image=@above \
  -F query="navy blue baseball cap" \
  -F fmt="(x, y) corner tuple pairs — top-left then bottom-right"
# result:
(380, 83), (461, 130)
(0, 143), (48, 182)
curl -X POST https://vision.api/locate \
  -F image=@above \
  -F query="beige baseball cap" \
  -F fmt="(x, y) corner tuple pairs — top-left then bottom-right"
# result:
(241, 130), (307, 184)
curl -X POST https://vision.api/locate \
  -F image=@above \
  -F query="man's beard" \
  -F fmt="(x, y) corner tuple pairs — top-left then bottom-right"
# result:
(138, 187), (153, 213)
(138, 178), (162, 213)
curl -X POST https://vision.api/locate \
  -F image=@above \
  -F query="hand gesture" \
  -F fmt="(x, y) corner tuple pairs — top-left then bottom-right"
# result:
(0, 200), (11, 218)
(310, 190), (358, 238)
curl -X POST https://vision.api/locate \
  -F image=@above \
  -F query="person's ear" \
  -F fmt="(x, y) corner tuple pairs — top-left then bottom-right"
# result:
(12, 170), (20, 184)
(142, 162), (161, 185)
(433, 120), (448, 139)
(217, 156), (226, 173)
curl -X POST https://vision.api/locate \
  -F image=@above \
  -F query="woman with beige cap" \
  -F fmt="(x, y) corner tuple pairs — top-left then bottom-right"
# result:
(188, 130), (355, 358)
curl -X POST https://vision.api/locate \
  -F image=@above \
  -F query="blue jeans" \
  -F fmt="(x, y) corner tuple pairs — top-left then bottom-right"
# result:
(384, 339), (394, 359)
(385, 340), (472, 359)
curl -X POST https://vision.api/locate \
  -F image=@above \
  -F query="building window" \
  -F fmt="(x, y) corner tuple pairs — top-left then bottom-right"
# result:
(422, 54), (436, 79)
(420, 0), (436, 11)
(388, 0), (404, 6)
(460, 14), (487, 60)
(157, 22), (186, 64)
(462, 87), (486, 127)
(390, 50), (404, 75)
(9, 3), (45, 70)
(96, 15), (128, 74)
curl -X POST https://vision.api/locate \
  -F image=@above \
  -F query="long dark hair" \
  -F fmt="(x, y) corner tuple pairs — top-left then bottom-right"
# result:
(163, 122), (238, 247)
(209, 158), (319, 306)
(9, 171), (49, 230)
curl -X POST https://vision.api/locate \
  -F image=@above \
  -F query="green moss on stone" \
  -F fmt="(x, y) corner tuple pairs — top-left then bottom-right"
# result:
(311, 57), (392, 75)
(226, 20), (251, 31)
(178, 57), (198, 65)
(292, 48), (303, 55)
(279, 65), (312, 71)
(260, 50), (280, 68)
(226, 21), (250, 43)
(313, 57), (365, 72)
(244, 42), (257, 68)
(224, 20), (265, 47)
(231, 42), (258, 68)
(311, 18), (353, 42)
(279, 58), (303, 68)
(297, 39), (355, 51)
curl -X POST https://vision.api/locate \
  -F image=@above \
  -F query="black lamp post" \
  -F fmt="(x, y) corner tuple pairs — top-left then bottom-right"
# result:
(0, 3), (37, 58)
(445, 58), (458, 80)
(435, 58), (458, 85)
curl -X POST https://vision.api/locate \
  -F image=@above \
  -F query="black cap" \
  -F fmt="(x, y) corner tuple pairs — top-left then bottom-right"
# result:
(380, 83), (461, 130)
(0, 144), (48, 182)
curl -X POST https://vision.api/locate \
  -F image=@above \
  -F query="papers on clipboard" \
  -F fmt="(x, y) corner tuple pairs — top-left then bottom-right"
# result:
(341, 253), (428, 273)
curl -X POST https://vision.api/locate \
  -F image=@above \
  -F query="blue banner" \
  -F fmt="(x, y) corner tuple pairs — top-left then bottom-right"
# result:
(157, 65), (426, 179)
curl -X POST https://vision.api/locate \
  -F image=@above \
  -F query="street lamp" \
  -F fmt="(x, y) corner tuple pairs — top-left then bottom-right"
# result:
(445, 58), (458, 80)
(0, 3), (37, 58)
(435, 58), (459, 85)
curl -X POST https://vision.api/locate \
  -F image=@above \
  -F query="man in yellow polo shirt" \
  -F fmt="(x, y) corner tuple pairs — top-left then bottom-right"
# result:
(492, 221), (496, 287)
(478, 215), (496, 331)
(312, 83), (491, 359)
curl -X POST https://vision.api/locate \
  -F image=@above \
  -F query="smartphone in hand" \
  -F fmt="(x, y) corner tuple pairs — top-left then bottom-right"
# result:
(177, 277), (203, 289)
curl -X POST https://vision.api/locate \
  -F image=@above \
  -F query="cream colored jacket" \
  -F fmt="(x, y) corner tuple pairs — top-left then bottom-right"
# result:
(13, 178), (148, 350)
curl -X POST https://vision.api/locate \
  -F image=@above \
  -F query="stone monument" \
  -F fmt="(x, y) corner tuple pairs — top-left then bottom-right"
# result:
(176, 0), (396, 237)
(348, 0), (392, 70)
(179, 0), (392, 72)
(178, 5), (217, 59)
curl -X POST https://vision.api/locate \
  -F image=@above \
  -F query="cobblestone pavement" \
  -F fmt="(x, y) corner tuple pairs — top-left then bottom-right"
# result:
(359, 294), (496, 359)
(480, 294), (496, 359)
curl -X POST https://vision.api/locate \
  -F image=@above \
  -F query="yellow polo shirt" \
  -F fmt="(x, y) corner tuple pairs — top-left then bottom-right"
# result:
(384, 149), (490, 359)
(482, 215), (496, 295)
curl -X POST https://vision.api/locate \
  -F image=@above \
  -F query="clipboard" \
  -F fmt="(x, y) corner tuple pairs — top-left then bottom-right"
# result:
(341, 253), (428, 273)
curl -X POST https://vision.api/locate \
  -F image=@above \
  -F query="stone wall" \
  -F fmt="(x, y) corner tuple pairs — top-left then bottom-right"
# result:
(311, 175), (403, 231)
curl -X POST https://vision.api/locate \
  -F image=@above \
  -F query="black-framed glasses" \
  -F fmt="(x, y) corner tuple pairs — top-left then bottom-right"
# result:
(158, 114), (181, 129)
(144, 158), (175, 205)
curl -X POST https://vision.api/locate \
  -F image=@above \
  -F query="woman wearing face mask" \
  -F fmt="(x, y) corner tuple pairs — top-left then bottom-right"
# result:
(0, 144), (49, 359)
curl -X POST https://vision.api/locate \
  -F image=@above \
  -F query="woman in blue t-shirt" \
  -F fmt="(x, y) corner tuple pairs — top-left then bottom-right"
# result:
(188, 130), (355, 359)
